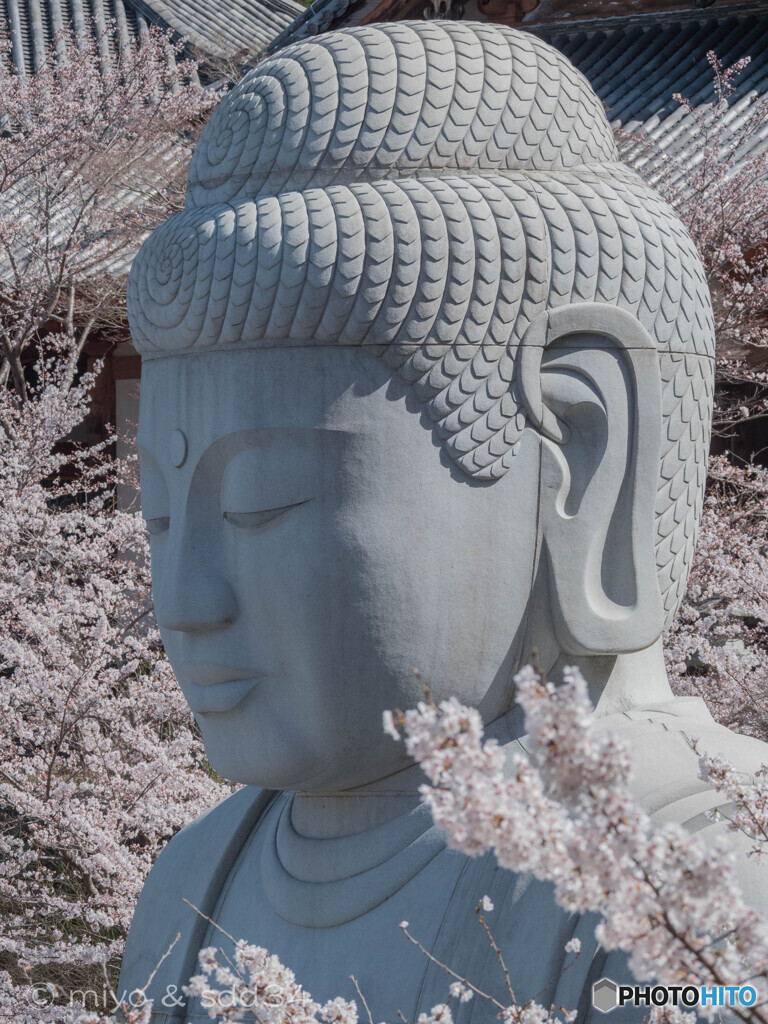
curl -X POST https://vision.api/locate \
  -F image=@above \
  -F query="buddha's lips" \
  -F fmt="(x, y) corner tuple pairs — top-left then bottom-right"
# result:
(178, 663), (268, 714)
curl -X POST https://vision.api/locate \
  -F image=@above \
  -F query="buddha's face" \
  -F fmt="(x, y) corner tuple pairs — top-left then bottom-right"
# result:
(138, 346), (541, 791)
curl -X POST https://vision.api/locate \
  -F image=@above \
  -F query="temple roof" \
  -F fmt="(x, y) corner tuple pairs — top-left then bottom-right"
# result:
(129, 0), (305, 58)
(0, 0), (305, 73)
(538, 4), (768, 126)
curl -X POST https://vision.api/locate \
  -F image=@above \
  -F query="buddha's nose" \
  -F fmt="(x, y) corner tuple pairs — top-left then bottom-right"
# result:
(155, 575), (238, 634)
(153, 534), (238, 634)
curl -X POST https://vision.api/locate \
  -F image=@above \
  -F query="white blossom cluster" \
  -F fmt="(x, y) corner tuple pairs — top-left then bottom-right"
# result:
(389, 666), (768, 1021)
(666, 456), (768, 740)
(700, 754), (768, 858)
(0, 357), (229, 1022)
(182, 941), (361, 1024)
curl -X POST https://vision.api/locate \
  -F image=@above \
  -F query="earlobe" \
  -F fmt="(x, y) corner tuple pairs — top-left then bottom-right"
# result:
(518, 305), (665, 655)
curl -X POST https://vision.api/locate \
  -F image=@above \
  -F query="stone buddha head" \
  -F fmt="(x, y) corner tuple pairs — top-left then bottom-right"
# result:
(128, 22), (714, 794)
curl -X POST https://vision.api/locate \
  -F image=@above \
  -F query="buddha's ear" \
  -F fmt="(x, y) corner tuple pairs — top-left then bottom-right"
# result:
(517, 304), (665, 655)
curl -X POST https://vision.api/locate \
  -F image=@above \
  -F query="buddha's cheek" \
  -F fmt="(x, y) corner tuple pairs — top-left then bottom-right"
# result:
(175, 498), (413, 790)
(307, 463), (541, 761)
(328, 426), (543, 713)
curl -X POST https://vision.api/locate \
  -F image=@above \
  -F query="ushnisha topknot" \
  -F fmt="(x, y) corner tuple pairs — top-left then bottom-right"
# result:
(127, 21), (715, 626)
(183, 20), (618, 202)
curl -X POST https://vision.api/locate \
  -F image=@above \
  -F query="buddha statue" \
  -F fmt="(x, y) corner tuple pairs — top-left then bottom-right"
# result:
(118, 21), (768, 1024)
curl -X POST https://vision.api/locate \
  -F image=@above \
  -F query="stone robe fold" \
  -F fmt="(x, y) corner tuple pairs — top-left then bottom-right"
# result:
(119, 698), (768, 1024)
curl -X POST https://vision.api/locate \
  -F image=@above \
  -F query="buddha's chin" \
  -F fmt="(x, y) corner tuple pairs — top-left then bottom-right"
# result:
(194, 714), (310, 789)
(196, 712), (408, 792)
(203, 741), (314, 790)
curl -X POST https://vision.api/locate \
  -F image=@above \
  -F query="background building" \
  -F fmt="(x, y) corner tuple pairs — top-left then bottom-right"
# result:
(2, 0), (766, 493)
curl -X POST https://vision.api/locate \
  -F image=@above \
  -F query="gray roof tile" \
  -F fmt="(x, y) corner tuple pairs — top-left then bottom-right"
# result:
(543, 10), (768, 124)
(134, 0), (304, 56)
(1, 0), (304, 73)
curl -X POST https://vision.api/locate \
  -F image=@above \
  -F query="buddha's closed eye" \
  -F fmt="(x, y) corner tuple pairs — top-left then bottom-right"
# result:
(223, 500), (311, 532)
(144, 501), (311, 538)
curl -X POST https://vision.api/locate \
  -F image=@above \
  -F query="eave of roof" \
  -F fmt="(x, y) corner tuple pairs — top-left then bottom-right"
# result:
(268, 0), (367, 52)
(0, 0), (305, 76)
(130, 0), (305, 58)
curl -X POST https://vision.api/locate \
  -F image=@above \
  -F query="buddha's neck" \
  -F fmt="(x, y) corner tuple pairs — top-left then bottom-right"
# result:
(290, 647), (674, 841)
(290, 711), (527, 839)
(291, 762), (426, 838)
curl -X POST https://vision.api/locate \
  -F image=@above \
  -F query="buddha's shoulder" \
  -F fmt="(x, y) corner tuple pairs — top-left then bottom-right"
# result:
(495, 696), (768, 917)
(597, 696), (768, 917)
(147, 784), (272, 883)
(119, 786), (274, 1010)
(498, 695), (768, 823)
(591, 696), (768, 821)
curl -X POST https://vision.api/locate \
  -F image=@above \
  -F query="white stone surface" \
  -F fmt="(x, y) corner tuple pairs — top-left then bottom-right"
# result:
(115, 378), (140, 512)
(118, 22), (765, 1023)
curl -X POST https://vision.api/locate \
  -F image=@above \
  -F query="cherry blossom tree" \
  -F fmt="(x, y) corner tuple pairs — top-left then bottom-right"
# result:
(0, 27), (227, 1022)
(387, 669), (768, 1024)
(666, 456), (768, 741)
(0, 348), (229, 1023)
(618, 54), (768, 740)
(619, 52), (768, 436)
(0, 22), (218, 404)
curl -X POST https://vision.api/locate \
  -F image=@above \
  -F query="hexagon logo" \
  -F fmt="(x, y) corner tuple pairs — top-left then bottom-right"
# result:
(592, 978), (619, 1013)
